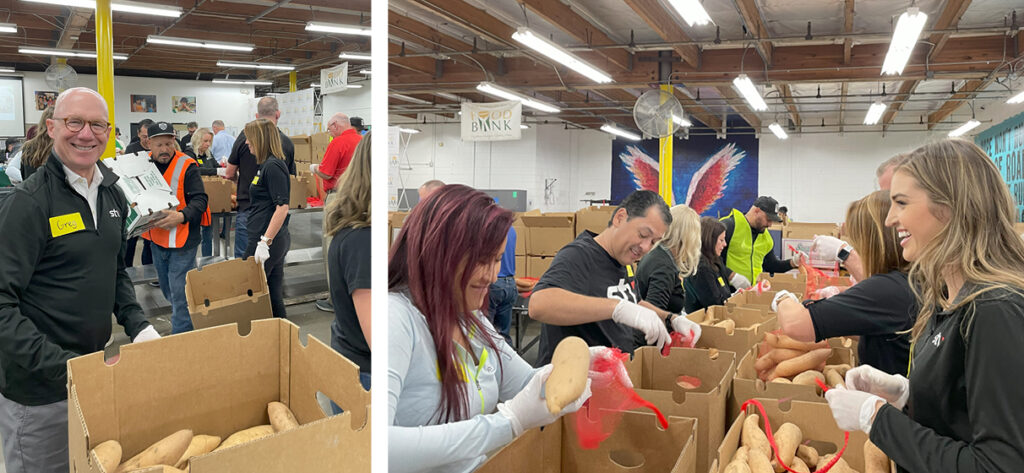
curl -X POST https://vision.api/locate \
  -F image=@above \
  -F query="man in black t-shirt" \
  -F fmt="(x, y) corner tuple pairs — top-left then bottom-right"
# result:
(123, 119), (153, 156)
(179, 121), (197, 151)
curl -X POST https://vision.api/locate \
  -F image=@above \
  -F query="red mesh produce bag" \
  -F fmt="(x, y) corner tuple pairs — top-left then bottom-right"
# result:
(575, 348), (668, 449)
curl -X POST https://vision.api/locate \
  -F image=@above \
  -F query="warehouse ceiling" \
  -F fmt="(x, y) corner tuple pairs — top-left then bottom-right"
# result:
(388, 0), (1024, 136)
(0, 0), (371, 90)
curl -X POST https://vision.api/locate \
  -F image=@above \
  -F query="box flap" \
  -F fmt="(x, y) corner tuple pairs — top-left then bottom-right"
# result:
(521, 214), (575, 228)
(186, 258), (270, 312)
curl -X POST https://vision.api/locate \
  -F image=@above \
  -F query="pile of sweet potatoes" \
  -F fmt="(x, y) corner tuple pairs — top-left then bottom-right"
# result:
(754, 333), (851, 391)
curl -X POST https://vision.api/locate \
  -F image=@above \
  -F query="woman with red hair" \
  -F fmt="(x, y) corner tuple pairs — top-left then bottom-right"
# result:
(388, 184), (592, 473)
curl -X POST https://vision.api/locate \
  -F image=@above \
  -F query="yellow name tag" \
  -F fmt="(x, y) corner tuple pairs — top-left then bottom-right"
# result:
(252, 175), (259, 185)
(197, 159), (204, 165)
(626, 265), (634, 277)
(49, 212), (86, 238)
(717, 276), (725, 287)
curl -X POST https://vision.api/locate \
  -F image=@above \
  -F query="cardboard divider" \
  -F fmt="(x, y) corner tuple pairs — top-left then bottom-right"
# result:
(710, 399), (868, 473)
(67, 319), (370, 473)
(185, 258), (273, 333)
(476, 411), (697, 473)
(522, 213), (576, 256)
(685, 305), (778, 359)
(626, 347), (736, 473)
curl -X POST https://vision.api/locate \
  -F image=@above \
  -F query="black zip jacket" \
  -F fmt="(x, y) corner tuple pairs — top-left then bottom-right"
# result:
(870, 284), (1024, 472)
(719, 213), (792, 278)
(0, 154), (150, 405)
(186, 149), (220, 176)
(151, 154), (207, 251)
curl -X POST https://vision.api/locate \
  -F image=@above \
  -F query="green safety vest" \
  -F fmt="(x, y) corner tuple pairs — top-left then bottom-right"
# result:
(721, 208), (774, 283)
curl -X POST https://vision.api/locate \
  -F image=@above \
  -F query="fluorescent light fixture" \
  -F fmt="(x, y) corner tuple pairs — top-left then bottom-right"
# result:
(434, 92), (462, 102)
(212, 79), (273, 86)
(399, 128), (420, 134)
(948, 119), (981, 137)
(23, 0), (181, 17)
(732, 74), (768, 111)
(476, 81), (561, 113)
(311, 83), (320, 88)
(147, 35), (253, 52)
(306, 21), (371, 36)
(359, 70), (372, 75)
(601, 124), (641, 141)
(338, 52), (370, 61)
(1007, 90), (1024, 104)
(768, 122), (788, 139)
(864, 101), (887, 125)
(19, 46), (127, 60)
(391, 94), (431, 105)
(0, 66), (14, 73)
(672, 114), (692, 127)
(664, 0), (714, 26)
(520, 124), (529, 129)
(217, 60), (294, 71)
(511, 27), (613, 84)
(0, 23), (17, 33)
(881, 7), (928, 75)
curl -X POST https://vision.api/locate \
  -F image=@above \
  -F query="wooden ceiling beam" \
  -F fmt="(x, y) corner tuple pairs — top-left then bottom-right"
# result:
(389, 41), (438, 76)
(714, 86), (761, 129)
(621, 0), (699, 67)
(388, 12), (498, 72)
(843, 0), (854, 65)
(673, 89), (723, 130)
(927, 0), (972, 61)
(927, 78), (991, 129)
(777, 83), (801, 127)
(518, 0), (632, 71)
(408, 0), (517, 48)
(881, 80), (919, 128)
(735, 0), (773, 66)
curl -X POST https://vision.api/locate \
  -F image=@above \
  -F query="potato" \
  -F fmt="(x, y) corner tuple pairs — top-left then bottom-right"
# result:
(544, 336), (591, 414)
(741, 414), (772, 460)
(824, 368), (846, 388)
(773, 348), (832, 378)
(864, 439), (891, 473)
(817, 454), (856, 473)
(773, 423), (802, 472)
(91, 439), (122, 473)
(125, 466), (185, 473)
(213, 425), (275, 452)
(732, 445), (750, 464)
(747, 448), (773, 473)
(714, 319), (736, 335)
(769, 377), (792, 384)
(173, 435), (221, 469)
(115, 429), (192, 473)
(796, 444), (818, 468)
(791, 370), (825, 388)
(724, 460), (753, 473)
(754, 353), (777, 373)
(767, 333), (830, 351)
(268, 402), (300, 433)
(789, 457), (810, 473)
(825, 363), (852, 378)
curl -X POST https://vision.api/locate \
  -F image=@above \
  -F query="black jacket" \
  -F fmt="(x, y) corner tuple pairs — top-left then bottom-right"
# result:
(185, 149), (219, 176)
(635, 244), (685, 314)
(683, 256), (733, 313)
(720, 213), (793, 276)
(0, 154), (150, 405)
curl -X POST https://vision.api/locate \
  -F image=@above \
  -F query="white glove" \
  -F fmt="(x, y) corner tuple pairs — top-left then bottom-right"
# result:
(814, 286), (843, 299)
(824, 386), (885, 433)
(811, 235), (853, 262)
(770, 290), (800, 312)
(670, 315), (702, 347)
(132, 325), (161, 343)
(496, 364), (592, 437)
(729, 272), (752, 290)
(588, 345), (633, 388)
(845, 365), (910, 409)
(790, 250), (809, 268)
(310, 163), (320, 174)
(254, 239), (271, 264)
(611, 300), (671, 348)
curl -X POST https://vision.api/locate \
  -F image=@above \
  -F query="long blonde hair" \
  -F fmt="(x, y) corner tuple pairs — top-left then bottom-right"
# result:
(24, 107), (54, 168)
(326, 132), (371, 235)
(243, 118), (285, 164)
(898, 139), (1024, 343)
(658, 204), (701, 277)
(189, 127), (213, 156)
(844, 190), (908, 277)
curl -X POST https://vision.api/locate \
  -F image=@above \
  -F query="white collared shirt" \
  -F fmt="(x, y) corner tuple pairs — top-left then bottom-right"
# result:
(62, 162), (102, 226)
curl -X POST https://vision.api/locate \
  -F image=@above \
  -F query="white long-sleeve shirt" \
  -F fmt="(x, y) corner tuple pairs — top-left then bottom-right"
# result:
(388, 291), (537, 473)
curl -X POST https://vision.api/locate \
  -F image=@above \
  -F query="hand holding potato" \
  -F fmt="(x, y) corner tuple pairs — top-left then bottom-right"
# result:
(496, 364), (592, 437)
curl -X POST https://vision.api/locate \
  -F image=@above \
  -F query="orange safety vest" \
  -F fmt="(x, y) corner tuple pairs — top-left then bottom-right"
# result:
(143, 151), (212, 248)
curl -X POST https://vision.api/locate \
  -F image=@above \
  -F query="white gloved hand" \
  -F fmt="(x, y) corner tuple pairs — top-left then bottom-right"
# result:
(132, 325), (161, 343)
(611, 300), (671, 348)
(811, 235), (853, 262)
(814, 286), (843, 299)
(587, 345), (633, 388)
(844, 365), (910, 409)
(824, 386), (885, 433)
(790, 250), (809, 268)
(729, 272), (752, 290)
(770, 290), (800, 312)
(254, 240), (271, 264)
(496, 364), (592, 437)
(670, 315), (702, 347)
(310, 163), (320, 174)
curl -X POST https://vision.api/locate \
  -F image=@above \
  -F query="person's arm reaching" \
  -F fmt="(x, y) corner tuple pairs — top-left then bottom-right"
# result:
(762, 246), (798, 274)
(775, 295), (815, 342)
(529, 288), (620, 325)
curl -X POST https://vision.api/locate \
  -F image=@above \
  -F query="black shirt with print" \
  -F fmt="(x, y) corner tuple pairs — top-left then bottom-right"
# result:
(533, 231), (638, 365)
(245, 156), (290, 247)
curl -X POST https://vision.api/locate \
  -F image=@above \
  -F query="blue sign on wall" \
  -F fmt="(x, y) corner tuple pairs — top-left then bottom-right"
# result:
(976, 111), (1024, 222)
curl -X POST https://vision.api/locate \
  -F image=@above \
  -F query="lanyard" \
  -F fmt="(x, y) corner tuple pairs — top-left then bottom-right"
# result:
(435, 330), (491, 415)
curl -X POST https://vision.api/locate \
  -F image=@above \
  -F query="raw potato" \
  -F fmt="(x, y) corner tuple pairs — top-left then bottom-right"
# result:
(741, 414), (772, 459)
(864, 439), (891, 473)
(213, 425), (275, 452)
(765, 333), (829, 351)
(724, 460), (753, 473)
(817, 454), (855, 473)
(732, 445), (750, 464)
(792, 370), (825, 388)
(824, 368), (846, 388)
(115, 429), (192, 473)
(773, 348), (833, 378)
(125, 467), (185, 473)
(268, 402), (300, 432)
(825, 364), (852, 378)
(714, 319), (737, 335)
(747, 448), (773, 473)
(174, 435), (221, 469)
(796, 444), (819, 468)
(544, 336), (591, 415)
(789, 457), (810, 473)
(91, 440), (122, 473)
(769, 377), (792, 384)
(773, 423), (802, 472)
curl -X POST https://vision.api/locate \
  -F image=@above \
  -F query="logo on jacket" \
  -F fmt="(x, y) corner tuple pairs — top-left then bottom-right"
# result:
(109, 209), (120, 218)
(931, 332), (944, 347)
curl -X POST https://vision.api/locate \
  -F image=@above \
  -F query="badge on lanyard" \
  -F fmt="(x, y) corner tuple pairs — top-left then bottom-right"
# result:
(49, 212), (86, 237)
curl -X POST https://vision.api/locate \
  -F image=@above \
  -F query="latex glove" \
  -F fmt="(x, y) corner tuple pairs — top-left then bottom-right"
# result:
(790, 250), (809, 268)
(814, 286), (843, 299)
(771, 290), (800, 312)
(254, 240), (271, 264)
(670, 315), (702, 347)
(845, 365), (910, 409)
(729, 272), (752, 290)
(310, 163), (320, 174)
(496, 364), (592, 437)
(132, 325), (161, 343)
(825, 386), (885, 433)
(588, 346), (633, 388)
(812, 235), (853, 262)
(611, 299), (671, 348)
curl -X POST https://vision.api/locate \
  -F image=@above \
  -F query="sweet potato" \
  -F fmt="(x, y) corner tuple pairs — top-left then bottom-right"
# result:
(773, 423), (802, 472)
(115, 429), (192, 473)
(824, 368), (846, 388)
(741, 414), (772, 459)
(747, 448), (773, 473)
(545, 336), (591, 415)
(268, 402), (300, 432)
(714, 319), (736, 335)
(791, 370), (825, 388)
(864, 438), (891, 473)
(125, 467), (185, 473)
(724, 460), (753, 473)
(754, 353), (777, 373)
(796, 444), (818, 468)
(213, 425), (274, 452)
(825, 363), (852, 378)
(773, 348), (832, 378)
(766, 333), (829, 352)
(91, 440), (122, 473)
(769, 377), (792, 384)
(817, 454), (855, 473)
(732, 445), (750, 464)
(789, 457), (810, 473)
(173, 435), (221, 469)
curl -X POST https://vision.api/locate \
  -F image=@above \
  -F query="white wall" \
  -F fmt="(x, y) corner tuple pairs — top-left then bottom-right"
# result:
(323, 85), (371, 131)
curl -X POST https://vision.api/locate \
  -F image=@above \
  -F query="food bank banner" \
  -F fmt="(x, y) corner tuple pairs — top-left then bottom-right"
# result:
(461, 100), (522, 141)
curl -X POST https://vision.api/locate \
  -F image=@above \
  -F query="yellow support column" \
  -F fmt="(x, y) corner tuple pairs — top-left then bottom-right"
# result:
(95, 0), (115, 159)
(658, 84), (674, 205)
(289, 71), (297, 92)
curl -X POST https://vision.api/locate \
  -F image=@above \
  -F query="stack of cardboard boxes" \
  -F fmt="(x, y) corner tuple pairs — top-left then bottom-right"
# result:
(521, 212), (575, 278)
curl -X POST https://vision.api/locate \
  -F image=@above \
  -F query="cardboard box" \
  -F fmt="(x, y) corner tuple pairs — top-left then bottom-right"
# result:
(685, 305), (778, 359)
(290, 134), (312, 164)
(759, 272), (807, 293)
(783, 222), (840, 240)
(104, 151), (179, 238)
(201, 177), (234, 213)
(522, 212), (576, 256)
(527, 255), (555, 279)
(711, 399), (868, 473)
(311, 132), (332, 164)
(185, 258), (273, 333)
(515, 255), (526, 279)
(574, 205), (615, 236)
(512, 209), (540, 256)
(67, 318), (371, 473)
(626, 347), (736, 473)
(288, 175), (318, 209)
(388, 211), (409, 247)
(298, 170), (320, 200)
(725, 290), (805, 313)
(477, 411), (697, 473)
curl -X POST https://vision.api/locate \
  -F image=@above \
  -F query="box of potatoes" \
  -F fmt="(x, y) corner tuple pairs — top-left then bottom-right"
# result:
(67, 318), (370, 473)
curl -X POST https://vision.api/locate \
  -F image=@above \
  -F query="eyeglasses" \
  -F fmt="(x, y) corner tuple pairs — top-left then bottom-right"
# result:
(56, 117), (111, 135)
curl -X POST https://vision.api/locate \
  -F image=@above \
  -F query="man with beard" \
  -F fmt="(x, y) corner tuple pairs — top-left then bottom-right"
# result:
(718, 196), (803, 290)
(140, 121), (209, 334)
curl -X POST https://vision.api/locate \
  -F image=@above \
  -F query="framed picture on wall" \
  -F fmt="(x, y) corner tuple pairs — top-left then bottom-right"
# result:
(172, 96), (196, 113)
(130, 94), (157, 113)
(34, 91), (57, 110)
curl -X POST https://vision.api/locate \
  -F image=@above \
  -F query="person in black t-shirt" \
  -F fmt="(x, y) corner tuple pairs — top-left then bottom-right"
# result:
(771, 190), (914, 376)
(122, 118), (153, 156)
(241, 118), (290, 319)
(684, 217), (734, 313)
(636, 204), (701, 316)
(529, 190), (701, 365)
(179, 121), (197, 151)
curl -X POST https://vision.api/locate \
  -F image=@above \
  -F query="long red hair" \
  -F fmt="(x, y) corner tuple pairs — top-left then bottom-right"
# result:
(389, 184), (514, 422)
